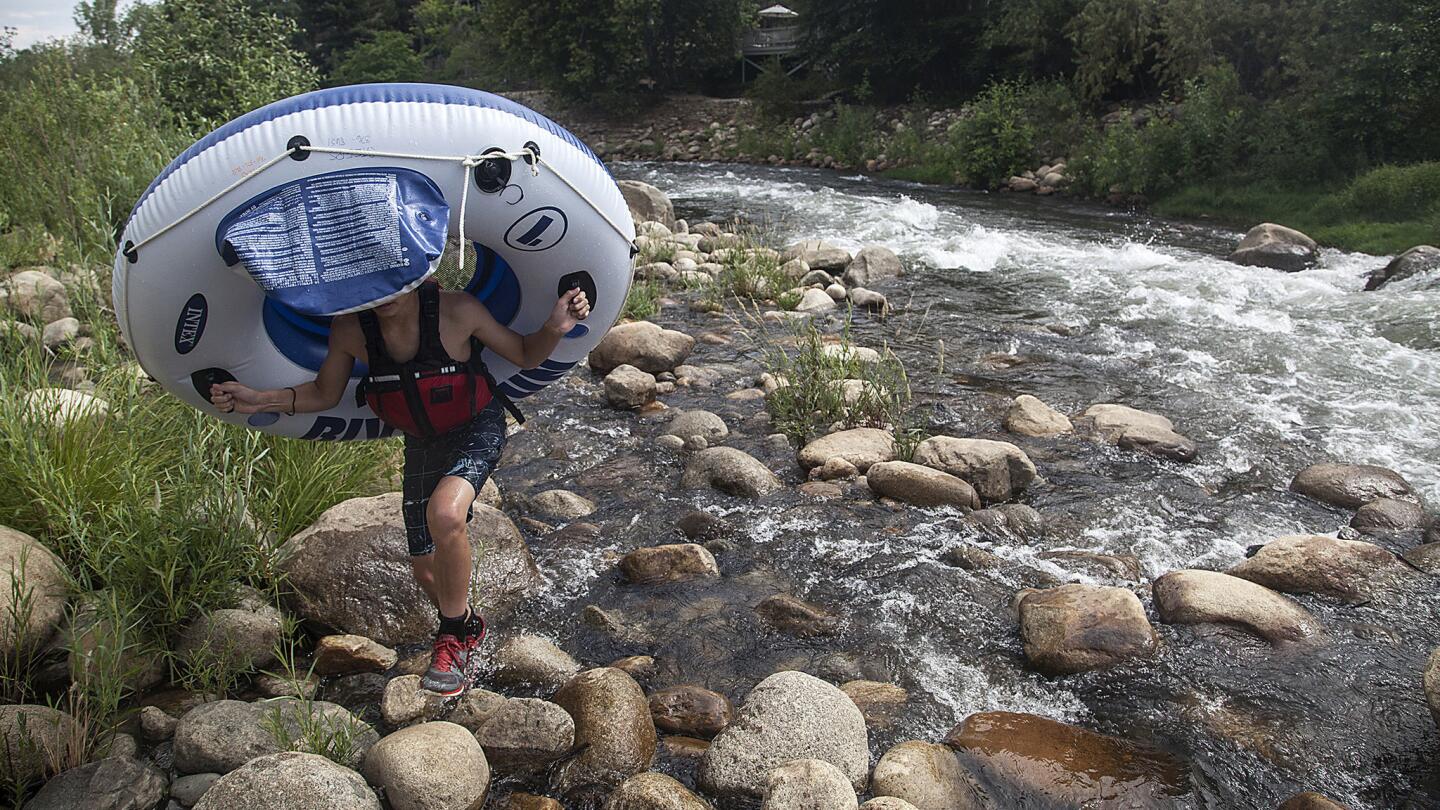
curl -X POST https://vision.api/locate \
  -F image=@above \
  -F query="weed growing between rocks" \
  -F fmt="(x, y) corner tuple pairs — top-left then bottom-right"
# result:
(260, 622), (361, 767)
(622, 276), (663, 321)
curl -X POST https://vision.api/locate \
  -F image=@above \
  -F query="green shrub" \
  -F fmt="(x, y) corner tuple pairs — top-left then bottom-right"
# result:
(950, 80), (1040, 187)
(621, 276), (662, 321)
(1316, 163), (1440, 223)
(330, 31), (425, 86)
(810, 104), (878, 166)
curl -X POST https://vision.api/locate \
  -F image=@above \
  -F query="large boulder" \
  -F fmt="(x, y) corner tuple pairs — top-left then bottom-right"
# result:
(682, 447), (782, 498)
(604, 772), (713, 809)
(175, 587), (283, 674)
(2, 269), (71, 322)
(1424, 647), (1440, 732)
(551, 668), (657, 794)
(276, 493), (540, 647)
(194, 751), (381, 810)
(605, 365), (658, 409)
(1351, 498), (1429, 532)
(362, 721), (489, 810)
(618, 181), (676, 230)
(781, 241), (852, 273)
(797, 428), (896, 473)
(590, 322), (696, 374)
(1227, 534), (1409, 604)
(1152, 570), (1321, 644)
(699, 670), (869, 798)
(25, 756), (167, 810)
(1365, 245), (1440, 290)
(1004, 395), (1073, 437)
(620, 544), (720, 584)
(911, 437), (1037, 503)
(871, 741), (991, 810)
(173, 699), (377, 774)
(1082, 404), (1197, 462)
(944, 712), (1189, 807)
(1017, 585), (1156, 675)
(663, 410), (729, 444)
(0, 705), (80, 785)
(761, 758), (858, 810)
(865, 461), (980, 510)
(0, 526), (69, 658)
(1226, 223), (1318, 272)
(1290, 463), (1417, 510)
(841, 246), (903, 287)
(474, 698), (574, 775)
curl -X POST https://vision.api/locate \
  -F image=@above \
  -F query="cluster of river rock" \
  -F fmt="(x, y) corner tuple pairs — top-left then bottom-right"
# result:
(0, 184), (1437, 810)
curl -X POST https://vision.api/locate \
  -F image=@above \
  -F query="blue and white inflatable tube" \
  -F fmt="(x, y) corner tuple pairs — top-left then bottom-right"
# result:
(113, 83), (634, 440)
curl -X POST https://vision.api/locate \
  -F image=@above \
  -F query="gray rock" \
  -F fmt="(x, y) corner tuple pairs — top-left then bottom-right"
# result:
(276, 493), (539, 647)
(40, 317), (79, 351)
(618, 181), (676, 229)
(604, 772), (713, 809)
(682, 447), (782, 498)
(781, 241), (852, 273)
(474, 698), (575, 774)
(848, 287), (889, 312)
(1290, 463), (1416, 509)
(0, 526), (69, 658)
(173, 698), (376, 774)
(1425, 647), (1440, 732)
(865, 461), (980, 510)
(841, 246), (902, 287)
(798, 269), (831, 286)
(25, 756), (166, 810)
(363, 722), (489, 810)
(1227, 534), (1409, 604)
(0, 320), (38, 343)
(664, 410), (729, 444)
(1365, 245), (1440, 290)
(761, 758), (858, 809)
(1152, 569), (1321, 644)
(0, 704), (80, 785)
(590, 322), (696, 374)
(1351, 498), (1429, 532)
(1227, 223), (1318, 272)
(2, 269), (71, 322)
(605, 364), (658, 409)
(492, 635), (582, 692)
(794, 288), (836, 313)
(1004, 395), (1073, 437)
(1018, 585), (1156, 674)
(797, 428), (896, 473)
(861, 800), (922, 810)
(1082, 404), (1197, 462)
(139, 705), (178, 741)
(380, 674), (505, 729)
(23, 388), (109, 426)
(531, 489), (597, 520)
(551, 668), (657, 794)
(313, 635), (397, 677)
(620, 544), (720, 584)
(911, 437), (1037, 503)
(700, 671), (869, 798)
(171, 772), (222, 807)
(871, 741), (990, 810)
(176, 588), (282, 675)
(965, 504), (1044, 541)
(1402, 542), (1440, 574)
(194, 751), (381, 810)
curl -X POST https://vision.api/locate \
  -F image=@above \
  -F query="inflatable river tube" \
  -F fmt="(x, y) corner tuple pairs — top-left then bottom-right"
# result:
(113, 83), (635, 441)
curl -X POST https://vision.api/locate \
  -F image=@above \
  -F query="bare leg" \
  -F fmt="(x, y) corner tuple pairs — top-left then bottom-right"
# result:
(409, 554), (439, 608)
(425, 475), (477, 620)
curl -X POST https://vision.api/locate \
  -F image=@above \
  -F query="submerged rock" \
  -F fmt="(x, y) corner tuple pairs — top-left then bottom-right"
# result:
(604, 772), (712, 809)
(945, 712), (1189, 807)
(911, 437), (1037, 502)
(700, 670), (869, 798)
(277, 493), (539, 647)
(621, 543), (721, 584)
(1290, 463), (1417, 510)
(865, 461), (981, 509)
(871, 740), (990, 810)
(798, 428), (896, 472)
(965, 504), (1044, 541)
(1364, 245), (1440, 291)
(1036, 550), (1142, 582)
(1152, 569), (1321, 643)
(551, 668), (657, 794)
(1017, 584), (1156, 675)
(1004, 395), (1073, 437)
(761, 758), (858, 810)
(649, 686), (734, 738)
(1082, 404), (1197, 462)
(590, 321), (696, 374)
(682, 447), (782, 498)
(1227, 534), (1409, 604)
(839, 681), (908, 730)
(755, 594), (842, 637)
(1227, 223), (1318, 272)
(194, 752), (380, 810)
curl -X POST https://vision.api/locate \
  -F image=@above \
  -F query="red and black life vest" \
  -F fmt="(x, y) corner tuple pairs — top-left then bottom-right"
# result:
(355, 280), (521, 438)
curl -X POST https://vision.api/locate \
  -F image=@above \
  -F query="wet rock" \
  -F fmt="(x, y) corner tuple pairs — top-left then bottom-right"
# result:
(277, 493), (540, 647)
(40, 316), (79, 351)
(1424, 648), (1440, 732)
(649, 686), (734, 738)
(1037, 550), (1142, 582)
(781, 240), (852, 273)
(1082, 404), (1197, 462)
(507, 795), (563, 810)
(1402, 542), (1440, 573)
(380, 674), (504, 729)
(313, 634), (397, 676)
(865, 461), (981, 510)
(699, 670), (869, 798)
(841, 245), (902, 287)
(175, 588), (282, 674)
(474, 698), (575, 775)
(663, 736), (711, 759)
(1365, 245), (1440, 290)
(941, 545), (1004, 571)
(861, 800), (922, 810)
(756, 594), (842, 637)
(621, 544), (721, 585)
(493, 635), (582, 692)
(1228, 534), (1409, 604)
(912, 437), (1037, 503)
(965, 504), (1044, 541)
(1350, 498), (1428, 532)
(590, 322), (696, 374)
(1279, 793), (1351, 810)
(172, 772), (222, 807)
(139, 705), (178, 741)
(26, 756), (167, 810)
(531, 489), (597, 521)
(682, 447), (782, 498)
(174, 699), (376, 774)
(1004, 395), (1073, 437)
(945, 712), (1188, 807)
(1227, 223), (1318, 272)
(762, 758), (858, 809)
(24, 387), (109, 426)
(799, 480), (844, 499)
(1290, 463), (1416, 509)
(254, 670), (321, 700)
(448, 688), (510, 732)
(605, 772), (713, 809)
(839, 681), (908, 729)
(871, 740), (990, 810)
(618, 181), (676, 229)
(676, 511), (730, 541)
(0, 705), (79, 785)
(848, 287), (889, 312)
(664, 410), (729, 444)
(362, 721), (489, 810)
(194, 751), (380, 810)
(610, 655), (657, 682)
(797, 428), (896, 473)
(606, 364), (658, 409)
(2, 269), (71, 322)
(1152, 569), (1321, 643)
(551, 668), (657, 793)
(1018, 585), (1156, 674)
(0, 526), (68, 657)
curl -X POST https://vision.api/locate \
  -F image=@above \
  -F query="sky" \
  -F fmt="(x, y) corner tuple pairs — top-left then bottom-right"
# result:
(1, 0), (125, 49)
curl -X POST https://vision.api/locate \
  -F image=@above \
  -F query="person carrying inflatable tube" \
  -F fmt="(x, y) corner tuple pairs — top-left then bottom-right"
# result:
(209, 171), (591, 698)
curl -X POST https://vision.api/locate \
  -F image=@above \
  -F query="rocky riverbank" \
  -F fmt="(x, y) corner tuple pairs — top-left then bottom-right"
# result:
(1, 179), (1437, 808)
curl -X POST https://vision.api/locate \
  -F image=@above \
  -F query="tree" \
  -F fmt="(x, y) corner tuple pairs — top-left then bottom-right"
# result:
(330, 30), (426, 85)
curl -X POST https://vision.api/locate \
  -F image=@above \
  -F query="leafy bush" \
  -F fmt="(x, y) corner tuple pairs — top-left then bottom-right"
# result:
(810, 104), (878, 167)
(1315, 163), (1440, 224)
(330, 31), (425, 86)
(949, 80), (1040, 187)
(746, 60), (825, 122)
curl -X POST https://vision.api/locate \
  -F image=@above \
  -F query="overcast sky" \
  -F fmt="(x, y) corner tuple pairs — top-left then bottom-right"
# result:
(2, 1), (132, 49)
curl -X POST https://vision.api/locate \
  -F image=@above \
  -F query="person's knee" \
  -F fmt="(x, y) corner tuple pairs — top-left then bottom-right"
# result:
(426, 501), (468, 544)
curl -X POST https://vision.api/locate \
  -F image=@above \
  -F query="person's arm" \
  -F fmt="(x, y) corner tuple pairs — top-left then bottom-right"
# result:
(209, 322), (358, 414)
(470, 288), (590, 369)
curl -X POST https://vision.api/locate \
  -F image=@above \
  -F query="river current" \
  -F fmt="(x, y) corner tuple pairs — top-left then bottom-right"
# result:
(489, 161), (1440, 809)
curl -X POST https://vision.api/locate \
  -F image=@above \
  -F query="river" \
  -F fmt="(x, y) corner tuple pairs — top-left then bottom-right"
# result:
(489, 161), (1440, 808)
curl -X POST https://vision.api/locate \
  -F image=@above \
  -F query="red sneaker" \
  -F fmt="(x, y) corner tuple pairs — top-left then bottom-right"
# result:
(420, 632), (469, 696)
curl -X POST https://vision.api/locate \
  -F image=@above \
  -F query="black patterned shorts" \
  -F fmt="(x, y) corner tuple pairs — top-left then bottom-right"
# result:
(400, 401), (507, 556)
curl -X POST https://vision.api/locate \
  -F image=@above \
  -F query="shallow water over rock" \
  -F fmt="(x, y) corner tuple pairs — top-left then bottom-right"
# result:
(485, 162), (1439, 808)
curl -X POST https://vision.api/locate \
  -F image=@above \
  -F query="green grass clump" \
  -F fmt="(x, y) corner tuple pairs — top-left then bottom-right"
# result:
(621, 276), (663, 321)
